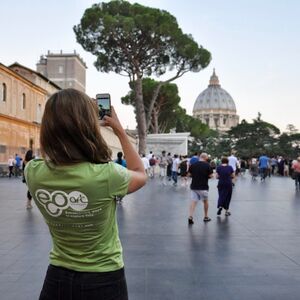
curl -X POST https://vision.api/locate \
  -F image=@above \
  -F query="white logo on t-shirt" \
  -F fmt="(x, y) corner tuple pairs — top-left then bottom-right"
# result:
(35, 189), (88, 217)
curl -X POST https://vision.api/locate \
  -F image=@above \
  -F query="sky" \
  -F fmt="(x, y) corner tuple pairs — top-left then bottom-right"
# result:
(1, 0), (300, 132)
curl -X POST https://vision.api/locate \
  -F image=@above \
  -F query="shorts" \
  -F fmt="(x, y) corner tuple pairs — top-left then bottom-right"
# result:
(191, 190), (208, 201)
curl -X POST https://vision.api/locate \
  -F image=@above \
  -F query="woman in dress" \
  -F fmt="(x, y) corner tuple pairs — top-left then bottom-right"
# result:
(216, 157), (235, 216)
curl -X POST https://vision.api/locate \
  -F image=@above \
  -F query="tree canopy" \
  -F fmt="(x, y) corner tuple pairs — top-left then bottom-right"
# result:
(122, 78), (181, 133)
(74, 0), (211, 153)
(227, 118), (280, 157)
(122, 78), (212, 138)
(199, 118), (300, 159)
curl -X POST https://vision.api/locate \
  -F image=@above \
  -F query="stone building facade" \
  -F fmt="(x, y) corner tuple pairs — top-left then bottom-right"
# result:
(193, 69), (239, 131)
(37, 50), (87, 92)
(0, 63), (54, 164)
(0, 60), (136, 167)
(9, 62), (60, 97)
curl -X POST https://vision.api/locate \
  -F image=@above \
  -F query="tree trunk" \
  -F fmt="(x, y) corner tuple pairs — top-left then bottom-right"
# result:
(134, 76), (147, 154)
(146, 82), (162, 130)
(145, 69), (187, 131)
(152, 108), (159, 134)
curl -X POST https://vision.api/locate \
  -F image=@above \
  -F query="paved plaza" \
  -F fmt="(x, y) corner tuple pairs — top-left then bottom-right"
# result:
(0, 174), (300, 299)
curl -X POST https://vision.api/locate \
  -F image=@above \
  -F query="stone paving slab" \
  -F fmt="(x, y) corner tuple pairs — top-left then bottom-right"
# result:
(0, 174), (300, 299)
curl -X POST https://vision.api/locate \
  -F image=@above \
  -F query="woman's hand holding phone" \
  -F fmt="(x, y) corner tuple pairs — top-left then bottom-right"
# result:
(102, 106), (125, 137)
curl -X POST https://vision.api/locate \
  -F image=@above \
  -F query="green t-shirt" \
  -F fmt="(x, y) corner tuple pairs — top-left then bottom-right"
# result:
(25, 159), (130, 272)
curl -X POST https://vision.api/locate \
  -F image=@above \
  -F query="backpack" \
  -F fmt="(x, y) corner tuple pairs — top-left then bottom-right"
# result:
(149, 158), (156, 166)
(180, 160), (187, 171)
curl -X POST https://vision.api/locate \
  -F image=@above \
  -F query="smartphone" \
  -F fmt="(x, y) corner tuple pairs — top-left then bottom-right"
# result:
(96, 93), (111, 120)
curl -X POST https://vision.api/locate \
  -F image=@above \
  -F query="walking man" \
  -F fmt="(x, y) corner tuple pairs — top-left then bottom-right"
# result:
(172, 154), (180, 186)
(159, 150), (168, 185)
(189, 152), (199, 165)
(8, 156), (15, 177)
(228, 151), (238, 185)
(149, 155), (156, 178)
(166, 152), (173, 181)
(14, 153), (21, 177)
(141, 154), (150, 176)
(188, 153), (213, 224)
(258, 153), (269, 181)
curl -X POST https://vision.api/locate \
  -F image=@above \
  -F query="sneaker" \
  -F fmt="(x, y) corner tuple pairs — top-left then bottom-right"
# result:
(225, 211), (231, 216)
(217, 207), (222, 215)
(188, 217), (194, 225)
(203, 217), (211, 222)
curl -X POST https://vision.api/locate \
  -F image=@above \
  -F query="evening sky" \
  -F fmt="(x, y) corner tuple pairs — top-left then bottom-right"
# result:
(1, 0), (299, 132)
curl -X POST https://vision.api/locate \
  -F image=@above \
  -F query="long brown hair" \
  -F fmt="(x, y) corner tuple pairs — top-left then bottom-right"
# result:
(40, 89), (111, 165)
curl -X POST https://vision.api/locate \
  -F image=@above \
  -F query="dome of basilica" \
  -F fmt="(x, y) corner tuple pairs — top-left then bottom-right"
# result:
(193, 69), (239, 131)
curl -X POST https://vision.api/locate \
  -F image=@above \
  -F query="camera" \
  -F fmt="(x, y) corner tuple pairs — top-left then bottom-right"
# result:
(96, 93), (111, 120)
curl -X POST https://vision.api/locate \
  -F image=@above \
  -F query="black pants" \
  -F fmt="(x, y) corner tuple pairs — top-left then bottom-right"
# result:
(295, 172), (300, 188)
(8, 166), (14, 177)
(39, 265), (128, 300)
(260, 167), (267, 179)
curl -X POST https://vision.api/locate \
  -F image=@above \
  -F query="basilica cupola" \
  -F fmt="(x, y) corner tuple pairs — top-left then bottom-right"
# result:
(193, 69), (239, 131)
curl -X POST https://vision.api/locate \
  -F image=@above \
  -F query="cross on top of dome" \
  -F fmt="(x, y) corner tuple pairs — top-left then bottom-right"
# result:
(209, 68), (220, 86)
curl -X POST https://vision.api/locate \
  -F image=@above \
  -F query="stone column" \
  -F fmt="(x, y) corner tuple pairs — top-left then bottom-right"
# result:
(219, 114), (224, 129)
(209, 114), (214, 129)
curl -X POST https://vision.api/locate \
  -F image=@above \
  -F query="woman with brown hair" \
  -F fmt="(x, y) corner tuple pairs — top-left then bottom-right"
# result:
(216, 157), (235, 216)
(24, 89), (147, 300)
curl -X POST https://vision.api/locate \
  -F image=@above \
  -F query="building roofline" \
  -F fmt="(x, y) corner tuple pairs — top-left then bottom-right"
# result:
(9, 62), (62, 90)
(0, 62), (48, 94)
(43, 51), (87, 68)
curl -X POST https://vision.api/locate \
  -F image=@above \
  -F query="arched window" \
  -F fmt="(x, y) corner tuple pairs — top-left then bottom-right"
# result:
(2, 83), (7, 102)
(22, 93), (26, 109)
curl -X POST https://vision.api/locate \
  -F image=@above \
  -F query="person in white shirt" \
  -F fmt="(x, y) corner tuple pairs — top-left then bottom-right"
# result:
(228, 151), (238, 185)
(147, 151), (153, 161)
(141, 154), (150, 176)
(159, 150), (168, 185)
(8, 156), (15, 178)
(251, 157), (257, 165)
(250, 157), (259, 179)
(172, 154), (180, 186)
(148, 154), (156, 178)
(228, 152), (238, 173)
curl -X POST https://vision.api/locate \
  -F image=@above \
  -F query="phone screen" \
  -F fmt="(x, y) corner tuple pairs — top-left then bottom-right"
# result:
(96, 94), (111, 119)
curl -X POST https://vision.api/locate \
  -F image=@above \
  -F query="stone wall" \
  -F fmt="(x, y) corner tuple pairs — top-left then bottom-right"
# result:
(146, 132), (190, 156)
(37, 52), (86, 92)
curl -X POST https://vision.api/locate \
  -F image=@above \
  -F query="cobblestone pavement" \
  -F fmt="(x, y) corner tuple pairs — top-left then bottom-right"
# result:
(0, 174), (300, 299)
